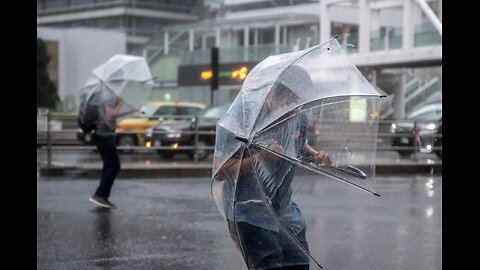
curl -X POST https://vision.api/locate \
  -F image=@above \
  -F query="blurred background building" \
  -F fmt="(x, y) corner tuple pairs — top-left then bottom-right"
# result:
(37, 0), (202, 54)
(142, 0), (442, 120)
(37, 27), (126, 112)
(37, 0), (442, 119)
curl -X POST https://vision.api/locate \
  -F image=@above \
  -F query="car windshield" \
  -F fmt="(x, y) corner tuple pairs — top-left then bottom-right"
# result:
(140, 103), (158, 116)
(201, 104), (231, 119)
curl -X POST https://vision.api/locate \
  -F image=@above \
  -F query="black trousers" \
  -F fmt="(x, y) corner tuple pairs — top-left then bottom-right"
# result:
(94, 135), (120, 199)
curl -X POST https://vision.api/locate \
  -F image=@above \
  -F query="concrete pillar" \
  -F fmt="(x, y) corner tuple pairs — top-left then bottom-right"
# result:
(215, 27), (220, 47)
(189, 29), (194, 52)
(320, 0), (331, 43)
(403, 0), (414, 49)
(393, 70), (407, 119)
(359, 0), (371, 53)
(215, 27), (220, 48)
(244, 25), (249, 47)
(370, 8), (381, 32)
(275, 23), (280, 54)
(244, 25), (249, 61)
(163, 31), (169, 55)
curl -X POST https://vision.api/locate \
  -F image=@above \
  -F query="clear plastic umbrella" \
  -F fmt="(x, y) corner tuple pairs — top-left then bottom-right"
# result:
(211, 37), (385, 269)
(78, 54), (154, 125)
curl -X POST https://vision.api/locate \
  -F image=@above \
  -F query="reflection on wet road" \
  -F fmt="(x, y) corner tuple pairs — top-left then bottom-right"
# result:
(37, 175), (441, 270)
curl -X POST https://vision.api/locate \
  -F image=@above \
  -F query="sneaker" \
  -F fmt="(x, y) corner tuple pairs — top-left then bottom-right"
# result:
(89, 195), (117, 209)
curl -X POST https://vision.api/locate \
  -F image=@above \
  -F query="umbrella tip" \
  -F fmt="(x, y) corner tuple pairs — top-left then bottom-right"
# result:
(374, 193), (381, 197)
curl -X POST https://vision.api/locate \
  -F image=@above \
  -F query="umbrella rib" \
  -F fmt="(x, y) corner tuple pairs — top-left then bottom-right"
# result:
(246, 148), (324, 269)
(211, 126), (245, 179)
(256, 94), (380, 137)
(231, 147), (254, 267)
(252, 143), (380, 196)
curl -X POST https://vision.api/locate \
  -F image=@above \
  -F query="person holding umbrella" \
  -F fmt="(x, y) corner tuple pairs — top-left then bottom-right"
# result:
(88, 93), (124, 209)
(80, 54), (154, 209)
(214, 66), (332, 270)
(212, 38), (384, 270)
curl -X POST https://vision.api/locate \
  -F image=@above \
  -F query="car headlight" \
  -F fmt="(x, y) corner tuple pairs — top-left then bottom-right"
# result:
(166, 130), (182, 139)
(390, 123), (397, 133)
(146, 128), (153, 137)
(426, 123), (436, 130)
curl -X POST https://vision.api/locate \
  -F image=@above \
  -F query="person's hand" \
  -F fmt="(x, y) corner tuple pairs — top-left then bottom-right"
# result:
(311, 150), (332, 167)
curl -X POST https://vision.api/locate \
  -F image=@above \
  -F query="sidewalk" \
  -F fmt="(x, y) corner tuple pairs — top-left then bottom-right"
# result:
(38, 151), (442, 178)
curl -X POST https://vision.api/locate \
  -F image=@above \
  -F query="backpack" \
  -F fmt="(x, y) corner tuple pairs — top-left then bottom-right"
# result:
(78, 103), (99, 133)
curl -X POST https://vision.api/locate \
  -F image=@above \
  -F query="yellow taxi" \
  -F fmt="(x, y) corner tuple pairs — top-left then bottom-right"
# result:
(115, 101), (207, 150)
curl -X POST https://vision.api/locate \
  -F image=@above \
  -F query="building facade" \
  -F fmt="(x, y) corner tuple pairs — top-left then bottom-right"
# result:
(37, 27), (127, 112)
(142, 0), (442, 119)
(37, 0), (202, 54)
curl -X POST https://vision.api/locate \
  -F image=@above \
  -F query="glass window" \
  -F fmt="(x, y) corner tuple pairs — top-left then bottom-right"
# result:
(140, 103), (159, 116)
(202, 104), (229, 119)
(178, 107), (201, 116)
(154, 106), (177, 116)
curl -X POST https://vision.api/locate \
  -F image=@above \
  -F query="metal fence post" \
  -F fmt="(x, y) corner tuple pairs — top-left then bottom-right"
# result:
(47, 111), (52, 167)
(193, 116), (199, 163)
(412, 121), (418, 161)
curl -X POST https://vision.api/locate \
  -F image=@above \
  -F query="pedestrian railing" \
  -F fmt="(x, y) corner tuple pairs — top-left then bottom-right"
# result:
(37, 111), (442, 166)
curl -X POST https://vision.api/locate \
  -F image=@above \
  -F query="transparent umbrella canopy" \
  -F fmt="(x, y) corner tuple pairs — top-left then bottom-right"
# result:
(211, 37), (385, 269)
(78, 54), (154, 123)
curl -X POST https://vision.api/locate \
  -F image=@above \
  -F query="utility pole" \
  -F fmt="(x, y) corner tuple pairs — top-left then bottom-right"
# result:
(210, 46), (219, 105)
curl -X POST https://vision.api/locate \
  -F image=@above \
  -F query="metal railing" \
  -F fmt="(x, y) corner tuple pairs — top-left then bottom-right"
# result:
(38, 112), (442, 166)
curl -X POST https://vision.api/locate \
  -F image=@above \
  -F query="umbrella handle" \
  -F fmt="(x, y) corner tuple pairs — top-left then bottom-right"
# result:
(339, 165), (367, 180)
(300, 156), (367, 180)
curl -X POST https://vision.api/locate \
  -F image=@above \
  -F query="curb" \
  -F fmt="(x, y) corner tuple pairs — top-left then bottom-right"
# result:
(38, 163), (441, 178)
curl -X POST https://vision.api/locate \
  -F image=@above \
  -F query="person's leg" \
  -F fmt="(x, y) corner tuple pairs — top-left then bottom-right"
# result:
(282, 265), (309, 270)
(279, 227), (310, 270)
(95, 136), (121, 199)
(236, 222), (283, 270)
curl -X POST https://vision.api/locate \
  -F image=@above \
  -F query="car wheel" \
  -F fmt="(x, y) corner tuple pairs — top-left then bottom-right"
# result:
(188, 140), (211, 161)
(118, 135), (136, 153)
(392, 135), (414, 158)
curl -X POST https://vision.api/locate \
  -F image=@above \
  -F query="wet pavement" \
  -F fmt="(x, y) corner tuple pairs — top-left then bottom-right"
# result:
(37, 149), (442, 179)
(37, 174), (442, 270)
(37, 148), (442, 167)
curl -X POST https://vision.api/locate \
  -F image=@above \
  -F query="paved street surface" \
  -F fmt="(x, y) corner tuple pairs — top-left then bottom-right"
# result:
(37, 148), (442, 165)
(37, 174), (442, 270)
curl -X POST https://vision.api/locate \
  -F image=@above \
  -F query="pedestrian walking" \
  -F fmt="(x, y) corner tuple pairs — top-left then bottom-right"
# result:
(88, 95), (123, 209)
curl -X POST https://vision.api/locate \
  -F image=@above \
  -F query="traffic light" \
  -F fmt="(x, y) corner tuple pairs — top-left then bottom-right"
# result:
(211, 46), (219, 91)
